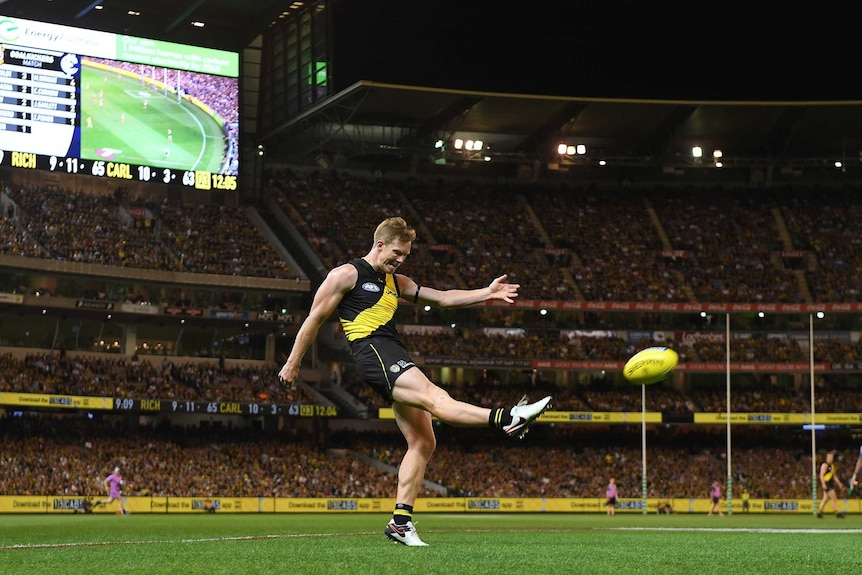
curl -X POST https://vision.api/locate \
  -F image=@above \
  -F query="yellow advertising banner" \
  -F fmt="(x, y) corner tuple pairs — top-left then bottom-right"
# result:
(694, 413), (804, 424)
(810, 413), (862, 424)
(541, 411), (662, 424)
(694, 412), (862, 425)
(0, 495), (51, 513)
(0, 496), (856, 514)
(274, 498), (392, 513)
(146, 496), (275, 513)
(0, 392), (113, 410)
(378, 409), (661, 424)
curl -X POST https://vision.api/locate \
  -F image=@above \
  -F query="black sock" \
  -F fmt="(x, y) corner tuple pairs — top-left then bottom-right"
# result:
(393, 503), (413, 526)
(489, 407), (513, 430)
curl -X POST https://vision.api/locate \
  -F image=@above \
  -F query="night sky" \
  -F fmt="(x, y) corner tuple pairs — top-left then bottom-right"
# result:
(332, 1), (854, 101)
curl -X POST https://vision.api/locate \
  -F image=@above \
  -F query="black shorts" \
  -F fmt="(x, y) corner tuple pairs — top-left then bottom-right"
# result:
(606, 496), (617, 506)
(351, 338), (416, 402)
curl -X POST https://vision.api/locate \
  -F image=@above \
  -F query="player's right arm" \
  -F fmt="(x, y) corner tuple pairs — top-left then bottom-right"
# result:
(278, 263), (357, 385)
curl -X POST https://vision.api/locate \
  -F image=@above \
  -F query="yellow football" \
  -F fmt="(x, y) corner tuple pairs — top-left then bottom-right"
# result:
(623, 346), (678, 385)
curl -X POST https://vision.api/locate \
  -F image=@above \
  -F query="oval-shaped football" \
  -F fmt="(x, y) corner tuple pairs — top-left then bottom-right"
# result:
(623, 346), (678, 385)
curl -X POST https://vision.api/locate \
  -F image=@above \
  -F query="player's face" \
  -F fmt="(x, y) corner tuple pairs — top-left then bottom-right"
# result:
(378, 239), (411, 273)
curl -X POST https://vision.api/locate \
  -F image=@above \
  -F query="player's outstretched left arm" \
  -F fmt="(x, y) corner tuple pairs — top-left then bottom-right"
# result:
(399, 274), (519, 309)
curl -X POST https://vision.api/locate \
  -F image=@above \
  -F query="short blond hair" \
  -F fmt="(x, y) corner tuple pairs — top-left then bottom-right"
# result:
(374, 217), (416, 246)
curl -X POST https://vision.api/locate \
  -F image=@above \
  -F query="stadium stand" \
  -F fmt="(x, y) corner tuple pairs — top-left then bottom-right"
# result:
(3, 2), (862, 507)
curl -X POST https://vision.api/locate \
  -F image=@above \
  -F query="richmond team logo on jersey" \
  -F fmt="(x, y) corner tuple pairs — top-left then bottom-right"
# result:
(361, 282), (381, 292)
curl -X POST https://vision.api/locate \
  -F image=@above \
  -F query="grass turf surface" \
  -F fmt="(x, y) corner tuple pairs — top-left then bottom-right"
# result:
(79, 64), (227, 174)
(1, 513), (859, 574)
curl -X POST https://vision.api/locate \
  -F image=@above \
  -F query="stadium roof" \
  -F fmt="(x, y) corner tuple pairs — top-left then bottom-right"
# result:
(262, 81), (862, 178)
(6, 0), (862, 180)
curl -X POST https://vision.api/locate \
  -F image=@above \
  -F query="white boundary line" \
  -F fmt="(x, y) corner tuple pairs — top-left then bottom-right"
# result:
(610, 527), (862, 533)
(0, 531), (379, 551)
(4, 526), (859, 550)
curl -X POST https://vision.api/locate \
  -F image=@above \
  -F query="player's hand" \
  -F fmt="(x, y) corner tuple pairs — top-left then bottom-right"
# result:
(278, 358), (297, 388)
(488, 274), (519, 303)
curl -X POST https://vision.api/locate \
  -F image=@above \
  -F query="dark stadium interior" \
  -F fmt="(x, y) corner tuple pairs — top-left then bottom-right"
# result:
(0, 0), (290, 52)
(3, 1), (862, 508)
(5, 0), (862, 175)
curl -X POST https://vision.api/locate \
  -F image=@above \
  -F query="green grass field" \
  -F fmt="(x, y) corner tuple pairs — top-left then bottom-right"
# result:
(79, 64), (227, 173)
(1, 513), (859, 574)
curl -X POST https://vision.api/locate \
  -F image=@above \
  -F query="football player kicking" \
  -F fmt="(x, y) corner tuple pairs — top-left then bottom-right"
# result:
(279, 217), (551, 546)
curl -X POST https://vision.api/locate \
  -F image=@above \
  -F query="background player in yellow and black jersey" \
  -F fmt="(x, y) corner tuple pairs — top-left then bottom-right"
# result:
(279, 216), (551, 546)
(817, 449), (846, 518)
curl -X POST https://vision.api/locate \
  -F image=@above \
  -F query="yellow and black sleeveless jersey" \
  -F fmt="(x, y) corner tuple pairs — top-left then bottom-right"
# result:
(823, 463), (836, 487)
(339, 258), (402, 346)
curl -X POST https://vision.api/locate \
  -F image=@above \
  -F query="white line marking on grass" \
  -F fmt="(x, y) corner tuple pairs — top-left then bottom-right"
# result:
(6, 526), (859, 551)
(166, 98), (207, 169)
(430, 526), (862, 535)
(0, 531), (383, 551)
(610, 527), (862, 534)
(431, 515), (862, 534)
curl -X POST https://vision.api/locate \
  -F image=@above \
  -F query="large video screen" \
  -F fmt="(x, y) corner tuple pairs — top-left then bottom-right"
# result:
(0, 15), (239, 191)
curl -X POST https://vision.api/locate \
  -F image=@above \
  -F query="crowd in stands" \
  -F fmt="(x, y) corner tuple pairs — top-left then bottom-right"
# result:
(348, 360), (861, 414)
(0, 353), (315, 406)
(4, 171), (862, 305)
(268, 169), (862, 304)
(2, 184), (294, 278)
(780, 192), (862, 302)
(0, 214), (42, 258)
(649, 189), (803, 303)
(0, 416), (393, 499)
(530, 188), (681, 302)
(399, 327), (862, 366)
(4, 346), (861, 421)
(6, 169), (862, 504)
(0, 414), (835, 501)
(156, 202), (290, 277)
(349, 425), (817, 501)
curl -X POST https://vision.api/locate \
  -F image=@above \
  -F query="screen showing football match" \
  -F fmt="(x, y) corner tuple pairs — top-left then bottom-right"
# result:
(0, 15), (239, 190)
